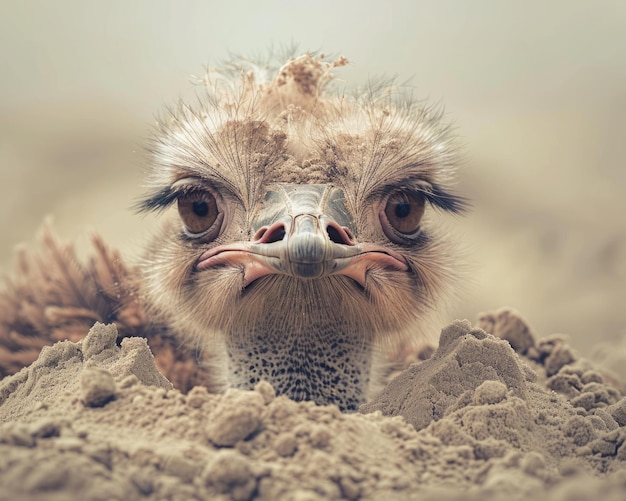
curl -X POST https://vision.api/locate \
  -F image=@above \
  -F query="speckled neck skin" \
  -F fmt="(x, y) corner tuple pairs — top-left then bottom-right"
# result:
(226, 324), (373, 412)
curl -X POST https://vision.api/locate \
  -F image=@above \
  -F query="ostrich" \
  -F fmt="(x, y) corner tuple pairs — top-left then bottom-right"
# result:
(0, 53), (465, 411)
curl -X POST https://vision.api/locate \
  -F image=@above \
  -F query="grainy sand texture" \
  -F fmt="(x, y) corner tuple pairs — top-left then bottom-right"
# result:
(1, 309), (625, 501)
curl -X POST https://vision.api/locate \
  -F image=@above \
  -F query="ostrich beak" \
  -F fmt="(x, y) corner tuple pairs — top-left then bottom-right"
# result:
(196, 184), (408, 287)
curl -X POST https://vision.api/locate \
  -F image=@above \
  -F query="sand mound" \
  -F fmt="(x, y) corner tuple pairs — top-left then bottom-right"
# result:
(1, 312), (625, 500)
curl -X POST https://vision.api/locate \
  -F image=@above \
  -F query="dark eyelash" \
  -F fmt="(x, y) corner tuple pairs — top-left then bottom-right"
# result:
(135, 186), (178, 213)
(136, 185), (208, 213)
(421, 183), (469, 214)
(373, 182), (469, 214)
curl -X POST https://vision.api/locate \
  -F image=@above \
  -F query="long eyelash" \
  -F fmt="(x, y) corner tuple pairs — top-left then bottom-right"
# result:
(135, 186), (178, 213)
(421, 183), (469, 214)
(373, 182), (469, 214)
(136, 184), (217, 214)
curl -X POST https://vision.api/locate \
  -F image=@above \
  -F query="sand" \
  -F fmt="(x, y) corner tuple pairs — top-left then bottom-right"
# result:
(1, 309), (625, 501)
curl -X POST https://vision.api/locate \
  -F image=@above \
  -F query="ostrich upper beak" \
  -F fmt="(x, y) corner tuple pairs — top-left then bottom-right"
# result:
(196, 184), (408, 287)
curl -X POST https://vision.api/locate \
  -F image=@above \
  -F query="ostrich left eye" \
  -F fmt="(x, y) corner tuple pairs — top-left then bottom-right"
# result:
(178, 191), (219, 234)
(382, 191), (425, 236)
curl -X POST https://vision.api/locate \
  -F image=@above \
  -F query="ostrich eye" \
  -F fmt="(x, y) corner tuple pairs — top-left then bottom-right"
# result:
(178, 191), (219, 234)
(383, 191), (425, 235)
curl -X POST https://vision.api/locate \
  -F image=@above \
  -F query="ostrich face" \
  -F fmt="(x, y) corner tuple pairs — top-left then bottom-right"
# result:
(138, 54), (464, 405)
(141, 165), (462, 344)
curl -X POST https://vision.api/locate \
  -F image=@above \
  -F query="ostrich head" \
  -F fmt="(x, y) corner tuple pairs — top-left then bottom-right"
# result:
(139, 53), (465, 411)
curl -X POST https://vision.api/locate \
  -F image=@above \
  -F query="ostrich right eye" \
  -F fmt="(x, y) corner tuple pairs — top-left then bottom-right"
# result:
(382, 190), (425, 236)
(178, 191), (219, 234)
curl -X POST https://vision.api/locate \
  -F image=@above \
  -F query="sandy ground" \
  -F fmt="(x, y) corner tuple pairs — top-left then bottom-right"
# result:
(1, 308), (625, 501)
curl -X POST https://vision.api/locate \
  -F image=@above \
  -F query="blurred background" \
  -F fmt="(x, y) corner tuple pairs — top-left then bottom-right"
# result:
(1, 0), (624, 353)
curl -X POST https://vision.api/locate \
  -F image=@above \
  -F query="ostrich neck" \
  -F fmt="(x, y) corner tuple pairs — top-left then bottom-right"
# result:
(225, 323), (373, 412)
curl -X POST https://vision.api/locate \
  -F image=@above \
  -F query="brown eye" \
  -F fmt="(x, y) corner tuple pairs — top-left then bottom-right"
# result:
(178, 191), (219, 234)
(383, 191), (425, 235)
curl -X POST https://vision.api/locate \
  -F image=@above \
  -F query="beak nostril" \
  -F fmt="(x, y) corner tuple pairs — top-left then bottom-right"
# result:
(343, 227), (355, 242)
(266, 226), (286, 243)
(253, 227), (267, 241)
(327, 223), (355, 246)
(256, 223), (286, 244)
